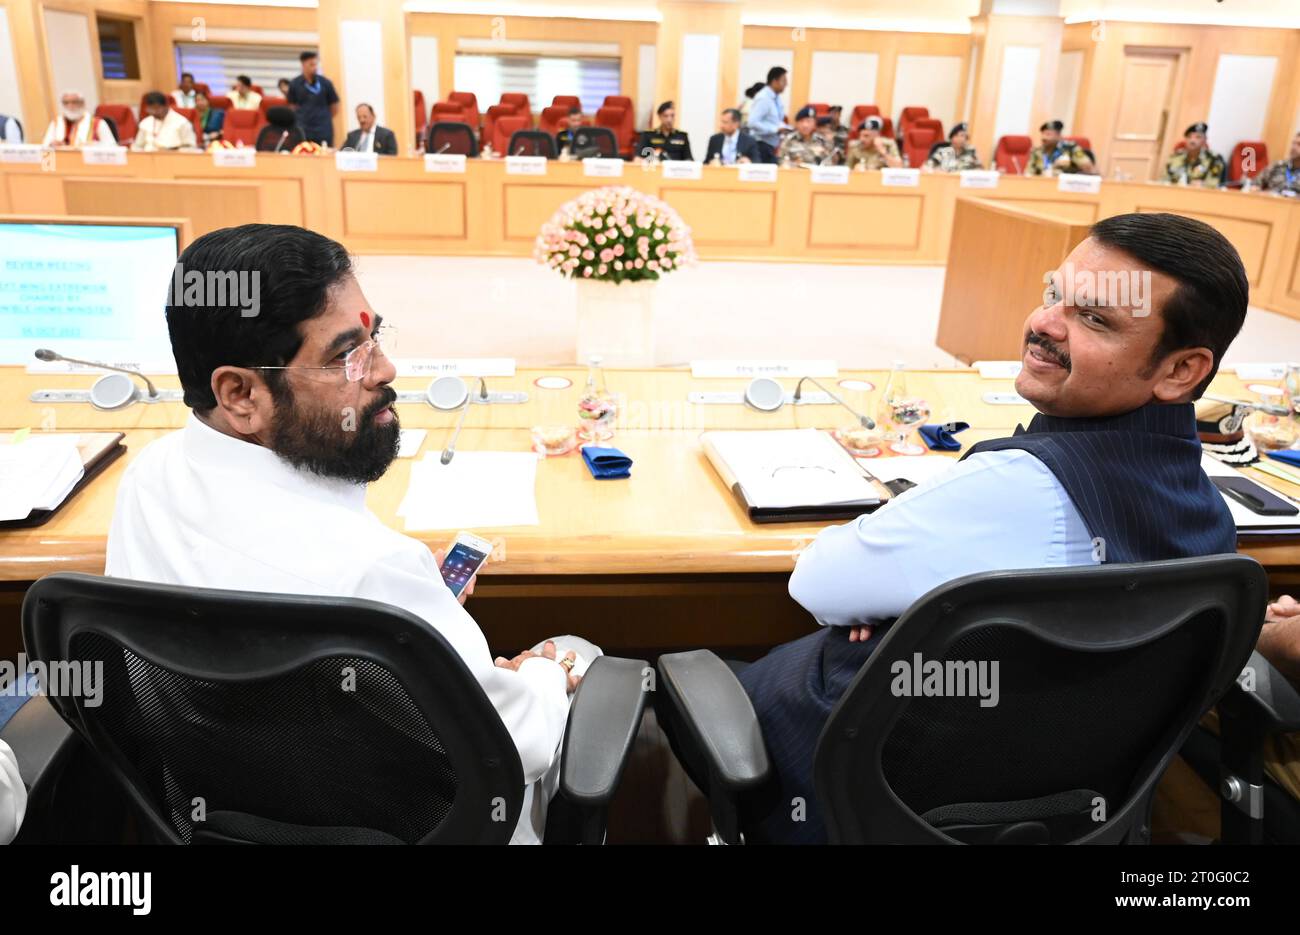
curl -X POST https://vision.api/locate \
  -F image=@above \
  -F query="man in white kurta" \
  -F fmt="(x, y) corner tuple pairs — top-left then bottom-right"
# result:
(0, 739), (24, 843)
(41, 91), (116, 146)
(131, 94), (197, 152)
(105, 223), (593, 843)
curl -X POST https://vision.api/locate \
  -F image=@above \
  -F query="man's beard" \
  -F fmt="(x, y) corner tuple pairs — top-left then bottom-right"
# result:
(62, 108), (85, 122)
(267, 383), (400, 484)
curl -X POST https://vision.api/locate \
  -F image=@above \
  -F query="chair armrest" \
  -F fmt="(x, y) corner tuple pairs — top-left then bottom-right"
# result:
(656, 650), (770, 795)
(559, 656), (649, 808)
(1233, 651), (1300, 732)
(0, 694), (76, 795)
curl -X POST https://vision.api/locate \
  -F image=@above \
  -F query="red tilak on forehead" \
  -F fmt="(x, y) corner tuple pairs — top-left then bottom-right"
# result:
(359, 311), (370, 328)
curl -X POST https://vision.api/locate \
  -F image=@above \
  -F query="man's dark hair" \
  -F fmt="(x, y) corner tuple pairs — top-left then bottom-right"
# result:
(300, 51), (317, 63)
(1040, 119), (1064, 132)
(657, 100), (673, 115)
(568, 105), (581, 116)
(236, 75), (252, 87)
(143, 91), (168, 107)
(166, 224), (353, 412)
(745, 82), (764, 98)
(356, 102), (374, 115)
(766, 66), (787, 84)
(1089, 213), (1248, 398)
(181, 72), (194, 82)
(722, 107), (742, 123)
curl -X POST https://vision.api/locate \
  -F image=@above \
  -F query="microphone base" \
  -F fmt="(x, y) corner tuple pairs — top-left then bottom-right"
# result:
(395, 390), (529, 406)
(31, 388), (184, 405)
(687, 391), (837, 406)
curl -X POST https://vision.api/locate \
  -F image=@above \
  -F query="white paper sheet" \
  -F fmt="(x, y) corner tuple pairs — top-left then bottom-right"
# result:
(399, 450), (540, 531)
(0, 437), (84, 521)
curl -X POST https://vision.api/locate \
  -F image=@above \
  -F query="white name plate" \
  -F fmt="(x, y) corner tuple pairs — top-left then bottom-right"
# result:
(982, 391), (1031, 406)
(959, 169), (1000, 189)
(1058, 173), (1101, 194)
(881, 168), (920, 187)
(661, 160), (702, 180)
(81, 145), (127, 166)
(1234, 363), (1290, 381)
(27, 358), (178, 376)
(336, 150), (378, 172)
(691, 359), (838, 379)
(810, 165), (850, 185)
(974, 360), (1023, 379)
(424, 153), (467, 173)
(0, 144), (43, 164)
(737, 162), (778, 183)
(506, 155), (547, 175)
(397, 358), (517, 378)
(213, 147), (256, 168)
(583, 157), (624, 178)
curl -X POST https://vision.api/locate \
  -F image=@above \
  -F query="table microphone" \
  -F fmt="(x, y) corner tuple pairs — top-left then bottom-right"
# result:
(792, 376), (875, 429)
(432, 142), (451, 155)
(273, 130), (290, 153)
(440, 378), (489, 465)
(34, 348), (159, 398)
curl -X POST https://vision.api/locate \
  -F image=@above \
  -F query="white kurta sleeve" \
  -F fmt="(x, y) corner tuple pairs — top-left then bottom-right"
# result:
(352, 547), (571, 785)
(0, 738), (26, 844)
(96, 118), (117, 144)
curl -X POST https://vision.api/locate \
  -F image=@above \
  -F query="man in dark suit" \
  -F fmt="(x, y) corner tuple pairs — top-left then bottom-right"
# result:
(342, 103), (398, 155)
(704, 108), (760, 165)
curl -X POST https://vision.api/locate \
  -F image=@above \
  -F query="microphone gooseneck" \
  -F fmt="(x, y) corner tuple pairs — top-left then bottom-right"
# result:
(793, 375), (875, 429)
(34, 348), (159, 398)
(440, 378), (489, 465)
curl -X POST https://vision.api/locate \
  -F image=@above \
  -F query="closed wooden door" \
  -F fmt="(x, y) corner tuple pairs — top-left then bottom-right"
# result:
(1107, 48), (1182, 180)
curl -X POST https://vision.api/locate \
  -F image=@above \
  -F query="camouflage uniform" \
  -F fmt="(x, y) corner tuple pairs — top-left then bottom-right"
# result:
(925, 144), (982, 172)
(1163, 148), (1227, 187)
(777, 131), (835, 166)
(1258, 159), (1300, 195)
(1026, 140), (1092, 175)
(844, 136), (901, 170)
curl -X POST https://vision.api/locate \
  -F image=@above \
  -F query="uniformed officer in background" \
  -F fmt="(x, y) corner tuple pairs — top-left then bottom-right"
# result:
(843, 115), (902, 170)
(636, 101), (693, 161)
(778, 106), (835, 166)
(1259, 132), (1300, 196)
(924, 122), (982, 172)
(1026, 120), (1094, 175)
(1163, 122), (1226, 187)
(554, 107), (585, 155)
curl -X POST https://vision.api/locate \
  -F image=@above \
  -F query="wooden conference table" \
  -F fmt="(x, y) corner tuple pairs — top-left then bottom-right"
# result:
(2, 365), (1298, 656)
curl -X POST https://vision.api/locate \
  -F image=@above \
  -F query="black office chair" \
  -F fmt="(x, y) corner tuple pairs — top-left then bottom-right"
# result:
(256, 106), (303, 152)
(570, 127), (619, 159)
(658, 555), (1267, 844)
(18, 572), (646, 844)
(752, 139), (778, 165)
(507, 129), (557, 159)
(425, 121), (479, 157)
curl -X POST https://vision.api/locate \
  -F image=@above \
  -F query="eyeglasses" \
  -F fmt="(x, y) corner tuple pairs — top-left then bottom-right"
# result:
(250, 323), (397, 383)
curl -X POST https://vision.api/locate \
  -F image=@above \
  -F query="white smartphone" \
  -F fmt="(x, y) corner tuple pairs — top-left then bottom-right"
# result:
(440, 531), (493, 598)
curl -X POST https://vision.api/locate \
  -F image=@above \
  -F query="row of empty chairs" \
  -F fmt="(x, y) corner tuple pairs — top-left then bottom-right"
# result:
(417, 92), (639, 156)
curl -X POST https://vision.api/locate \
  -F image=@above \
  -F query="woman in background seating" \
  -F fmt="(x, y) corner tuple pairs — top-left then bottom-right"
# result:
(924, 122), (982, 173)
(194, 91), (225, 144)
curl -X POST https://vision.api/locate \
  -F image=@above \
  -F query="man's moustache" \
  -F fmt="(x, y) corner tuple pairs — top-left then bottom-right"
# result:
(363, 387), (397, 421)
(1026, 332), (1071, 371)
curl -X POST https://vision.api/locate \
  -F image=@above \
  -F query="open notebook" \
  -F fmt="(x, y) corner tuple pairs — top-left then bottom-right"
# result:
(701, 429), (891, 523)
(0, 432), (125, 528)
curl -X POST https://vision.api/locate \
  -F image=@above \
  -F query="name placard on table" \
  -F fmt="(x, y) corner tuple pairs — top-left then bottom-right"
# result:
(959, 169), (1000, 189)
(1058, 173), (1102, 194)
(424, 153), (467, 173)
(736, 163), (778, 183)
(506, 155), (548, 175)
(661, 160), (702, 180)
(81, 146), (128, 166)
(0, 144), (43, 164)
(583, 157), (625, 178)
(213, 148), (256, 168)
(691, 359), (838, 379)
(881, 168), (920, 187)
(1234, 363), (1290, 381)
(397, 358), (517, 378)
(336, 150), (379, 172)
(810, 165), (850, 185)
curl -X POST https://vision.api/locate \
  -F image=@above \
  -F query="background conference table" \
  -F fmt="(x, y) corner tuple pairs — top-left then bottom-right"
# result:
(2, 365), (1298, 657)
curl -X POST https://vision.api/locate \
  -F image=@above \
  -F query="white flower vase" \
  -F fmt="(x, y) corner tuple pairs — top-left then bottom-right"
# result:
(574, 278), (657, 367)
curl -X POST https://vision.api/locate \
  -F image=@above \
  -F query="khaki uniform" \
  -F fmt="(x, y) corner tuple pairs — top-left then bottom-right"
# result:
(844, 136), (900, 170)
(1259, 159), (1300, 195)
(926, 144), (982, 173)
(1026, 139), (1092, 175)
(777, 131), (835, 166)
(1164, 148), (1227, 187)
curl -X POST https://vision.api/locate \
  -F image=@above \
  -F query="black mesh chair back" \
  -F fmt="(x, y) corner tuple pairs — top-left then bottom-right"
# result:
(425, 121), (478, 157)
(815, 556), (1266, 844)
(23, 573), (525, 844)
(507, 129), (556, 159)
(255, 123), (304, 152)
(570, 127), (618, 159)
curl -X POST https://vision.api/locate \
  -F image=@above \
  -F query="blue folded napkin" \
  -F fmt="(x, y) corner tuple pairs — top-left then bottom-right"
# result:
(581, 445), (633, 479)
(1267, 449), (1300, 468)
(919, 421), (970, 452)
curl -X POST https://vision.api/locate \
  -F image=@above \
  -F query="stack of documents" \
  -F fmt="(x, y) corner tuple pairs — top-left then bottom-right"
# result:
(398, 450), (540, 531)
(0, 436), (85, 522)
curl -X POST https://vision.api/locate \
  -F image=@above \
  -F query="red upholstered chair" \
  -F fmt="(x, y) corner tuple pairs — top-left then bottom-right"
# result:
(194, 83), (211, 96)
(993, 134), (1034, 173)
(603, 95), (636, 152)
(903, 128), (938, 168)
(430, 101), (465, 123)
(138, 94), (151, 120)
(207, 95), (233, 112)
(1229, 140), (1268, 182)
(413, 90), (428, 147)
(173, 107), (203, 138)
(481, 103), (517, 150)
(249, 84), (264, 95)
(448, 90), (479, 128)
(94, 104), (137, 144)
(259, 97), (288, 119)
(224, 109), (262, 147)
(878, 116), (894, 139)
(539, 105), (570, 136)
(912, 117), (943, 141)
(897, 106), (929, 138)
(493, 115), (530, 154)
(849, 104), (880, 127)
(552, 95), (581, 111)
(807, 102), (830, 116)
(499, 93), (532, 125)
(594, 105), (626, 143)
(1065, 135), (1091, 151)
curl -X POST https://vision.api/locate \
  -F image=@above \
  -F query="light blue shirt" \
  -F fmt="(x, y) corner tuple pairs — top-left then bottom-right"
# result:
(747, 86), (785, 147)
(789, 449), (1098, 627)
(722, 130), (739, 165)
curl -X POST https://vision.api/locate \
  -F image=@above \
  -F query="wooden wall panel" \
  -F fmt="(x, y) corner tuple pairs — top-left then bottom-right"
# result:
(342, 177), (465, 238)
(807, 192), (923, 249)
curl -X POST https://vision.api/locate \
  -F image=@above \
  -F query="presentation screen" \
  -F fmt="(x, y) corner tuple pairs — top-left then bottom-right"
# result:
(0, 221), (180, 372)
